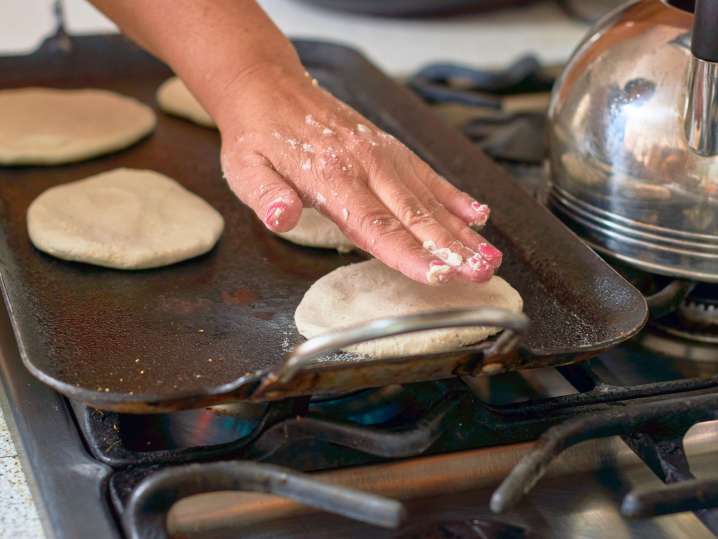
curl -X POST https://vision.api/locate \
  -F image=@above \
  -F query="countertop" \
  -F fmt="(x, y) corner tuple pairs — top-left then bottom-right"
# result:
(0, 411), (43, 539)
(0, 1), (588, 538)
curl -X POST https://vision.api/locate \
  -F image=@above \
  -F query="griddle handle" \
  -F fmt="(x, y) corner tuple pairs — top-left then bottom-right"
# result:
(271, 307), (529, 387)
(123, 461), (406, 539)
(42, 0), (72, 53)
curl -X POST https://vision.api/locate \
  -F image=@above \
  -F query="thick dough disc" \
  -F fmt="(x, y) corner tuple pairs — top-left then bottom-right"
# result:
(0, 87), (156, 165)
(156, 77), (216, 128)
(277, 208), (354, 253)
(27, 168), (224, 270)
(295, 259), (523, 358)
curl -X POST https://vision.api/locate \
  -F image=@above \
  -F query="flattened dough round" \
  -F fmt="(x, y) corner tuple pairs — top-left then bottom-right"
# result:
(27, 168), (224, 270)
(277, 208), (354, 253)
(295, 259), (523, 358)
(0, 88), (156, 165)
(157, 77), (216, 128)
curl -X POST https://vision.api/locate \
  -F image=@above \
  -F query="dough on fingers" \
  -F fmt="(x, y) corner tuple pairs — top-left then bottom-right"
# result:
(0, 88), (155, 165)
(276, 208), (354, 253)
(27, 168), (224, 269)
(295, 259), (523, 358)
(156, 77), (216, 128)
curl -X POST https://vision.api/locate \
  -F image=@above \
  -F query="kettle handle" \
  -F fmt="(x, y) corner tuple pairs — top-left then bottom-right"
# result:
(692, 0), (718, 62)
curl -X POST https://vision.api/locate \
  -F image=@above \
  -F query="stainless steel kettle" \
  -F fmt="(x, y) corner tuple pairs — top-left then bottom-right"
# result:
(547, 0), (718, 282)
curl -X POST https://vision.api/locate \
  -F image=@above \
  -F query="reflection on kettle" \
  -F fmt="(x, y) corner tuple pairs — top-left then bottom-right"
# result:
(547, 0), (718, 283)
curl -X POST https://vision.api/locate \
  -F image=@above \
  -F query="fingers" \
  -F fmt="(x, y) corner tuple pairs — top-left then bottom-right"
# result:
(407, 168), (503, 277)
(321, 186), (456, 285)
(413, 159), (491, 228)
(368, 163), (487, 283)
(221, 151), (303, 232)
(424, 197), (502, 281)
(370, 155), (502, 283)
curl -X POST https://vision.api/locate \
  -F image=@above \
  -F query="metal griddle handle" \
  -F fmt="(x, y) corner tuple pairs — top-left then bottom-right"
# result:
(45, 1), (72, 53)
(123, 461), (406, 539)
(273, 307), (529, 385)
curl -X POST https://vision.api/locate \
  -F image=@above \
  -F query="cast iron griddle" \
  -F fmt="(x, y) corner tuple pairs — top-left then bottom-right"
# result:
(0, 35), (647, 411)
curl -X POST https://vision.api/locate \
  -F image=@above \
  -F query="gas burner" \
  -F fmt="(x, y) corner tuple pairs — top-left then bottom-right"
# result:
(117, 404), (268, 451)
(651, 283), (718, 346)
(309, 385), (415, 425)
(632, 325), (718, 367)
(678, 283), (718, 331)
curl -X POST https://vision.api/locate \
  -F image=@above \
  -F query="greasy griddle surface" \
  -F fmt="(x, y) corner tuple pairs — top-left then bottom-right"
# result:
(0, 36), (646, 404)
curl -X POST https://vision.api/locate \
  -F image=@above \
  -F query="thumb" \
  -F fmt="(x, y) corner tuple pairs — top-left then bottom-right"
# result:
(222, 152), (303, 233)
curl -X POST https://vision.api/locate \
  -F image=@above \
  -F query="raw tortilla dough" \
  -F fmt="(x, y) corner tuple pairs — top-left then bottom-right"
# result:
(295, 259), (523, 358)
(277, 208), (354, 253)
(0, 87), (155, 165)
(27, 168), (224, 270)
(156, 77), (216, 128)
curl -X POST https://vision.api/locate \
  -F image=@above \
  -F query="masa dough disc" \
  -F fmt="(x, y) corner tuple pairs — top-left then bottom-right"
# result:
(295, 259), (523, 358)
(156, 77), (216, 128)
(277, 208), (354, 253)
(27, 168), (224, 270)
(0, 87), (156, 165)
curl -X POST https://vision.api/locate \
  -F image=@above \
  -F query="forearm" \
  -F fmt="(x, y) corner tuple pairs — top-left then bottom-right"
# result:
(89, 0), (502, 285)
(88, 0), (304, 120)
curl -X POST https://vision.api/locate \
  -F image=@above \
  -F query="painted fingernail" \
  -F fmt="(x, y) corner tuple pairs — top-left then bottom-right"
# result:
(265, 201), (288, 228)
(478, 242), (503, 267)
(467, 253), (490, 273)
(470, 201), (491, 226)
(426, 260), (454, 285)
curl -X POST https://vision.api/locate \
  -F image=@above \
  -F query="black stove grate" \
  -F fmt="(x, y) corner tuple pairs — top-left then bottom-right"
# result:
(65, 357), (718, 538)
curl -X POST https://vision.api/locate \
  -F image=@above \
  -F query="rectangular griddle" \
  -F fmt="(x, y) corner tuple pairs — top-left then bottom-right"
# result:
(0, 35), (648, 412)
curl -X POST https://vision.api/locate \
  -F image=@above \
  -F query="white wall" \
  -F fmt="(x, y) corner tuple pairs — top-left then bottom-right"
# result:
(0, 0), (588, 74)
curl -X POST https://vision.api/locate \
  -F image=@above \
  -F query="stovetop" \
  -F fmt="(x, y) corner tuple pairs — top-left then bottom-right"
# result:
(2, 55), (718, 539)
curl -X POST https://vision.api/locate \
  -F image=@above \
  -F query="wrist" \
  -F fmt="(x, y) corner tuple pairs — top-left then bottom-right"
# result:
(212, 60), (311, 133)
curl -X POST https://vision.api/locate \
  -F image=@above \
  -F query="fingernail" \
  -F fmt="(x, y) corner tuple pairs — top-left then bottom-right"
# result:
(470, 201), (490, 226)
(467, 253), (490, 274)
(426, 260), (454, 285)
(265, 201), (288, 228)
(478, 242), (503, 266)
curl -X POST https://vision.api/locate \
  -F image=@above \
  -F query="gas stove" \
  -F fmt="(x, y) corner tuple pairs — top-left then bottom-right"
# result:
(3, 57), (718, 539)
(2, 273), (718, 539)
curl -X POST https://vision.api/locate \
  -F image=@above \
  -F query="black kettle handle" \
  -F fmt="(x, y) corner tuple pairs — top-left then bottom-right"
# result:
(692, 0), (718, 62)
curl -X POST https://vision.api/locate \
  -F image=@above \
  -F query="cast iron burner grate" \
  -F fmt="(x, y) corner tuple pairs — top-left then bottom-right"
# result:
(69, 359), (718, 537)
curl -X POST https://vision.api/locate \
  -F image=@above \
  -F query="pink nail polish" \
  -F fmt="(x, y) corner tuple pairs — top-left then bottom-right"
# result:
(467, 253), (490, 273)
(478, 242), (503, 266)
(265, 202), (288, 228)
(470, 201), (490, 226)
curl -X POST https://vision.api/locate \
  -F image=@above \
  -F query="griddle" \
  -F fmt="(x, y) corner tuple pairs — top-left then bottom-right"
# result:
(0, 35), (647, 412)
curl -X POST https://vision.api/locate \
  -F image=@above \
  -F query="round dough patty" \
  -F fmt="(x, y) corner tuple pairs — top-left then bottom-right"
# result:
(156, 77), (216, 128)
(295, 259), (523, 358)
(0, 87), (156, 165)
(277, 208), (354, 253)
(27, 168), (224, 270)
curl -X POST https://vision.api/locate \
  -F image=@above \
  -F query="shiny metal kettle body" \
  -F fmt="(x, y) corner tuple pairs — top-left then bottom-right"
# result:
(547, 0), (718, 282)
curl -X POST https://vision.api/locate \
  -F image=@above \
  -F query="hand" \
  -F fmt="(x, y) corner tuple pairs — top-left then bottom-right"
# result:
(217, 66), (502, 285)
